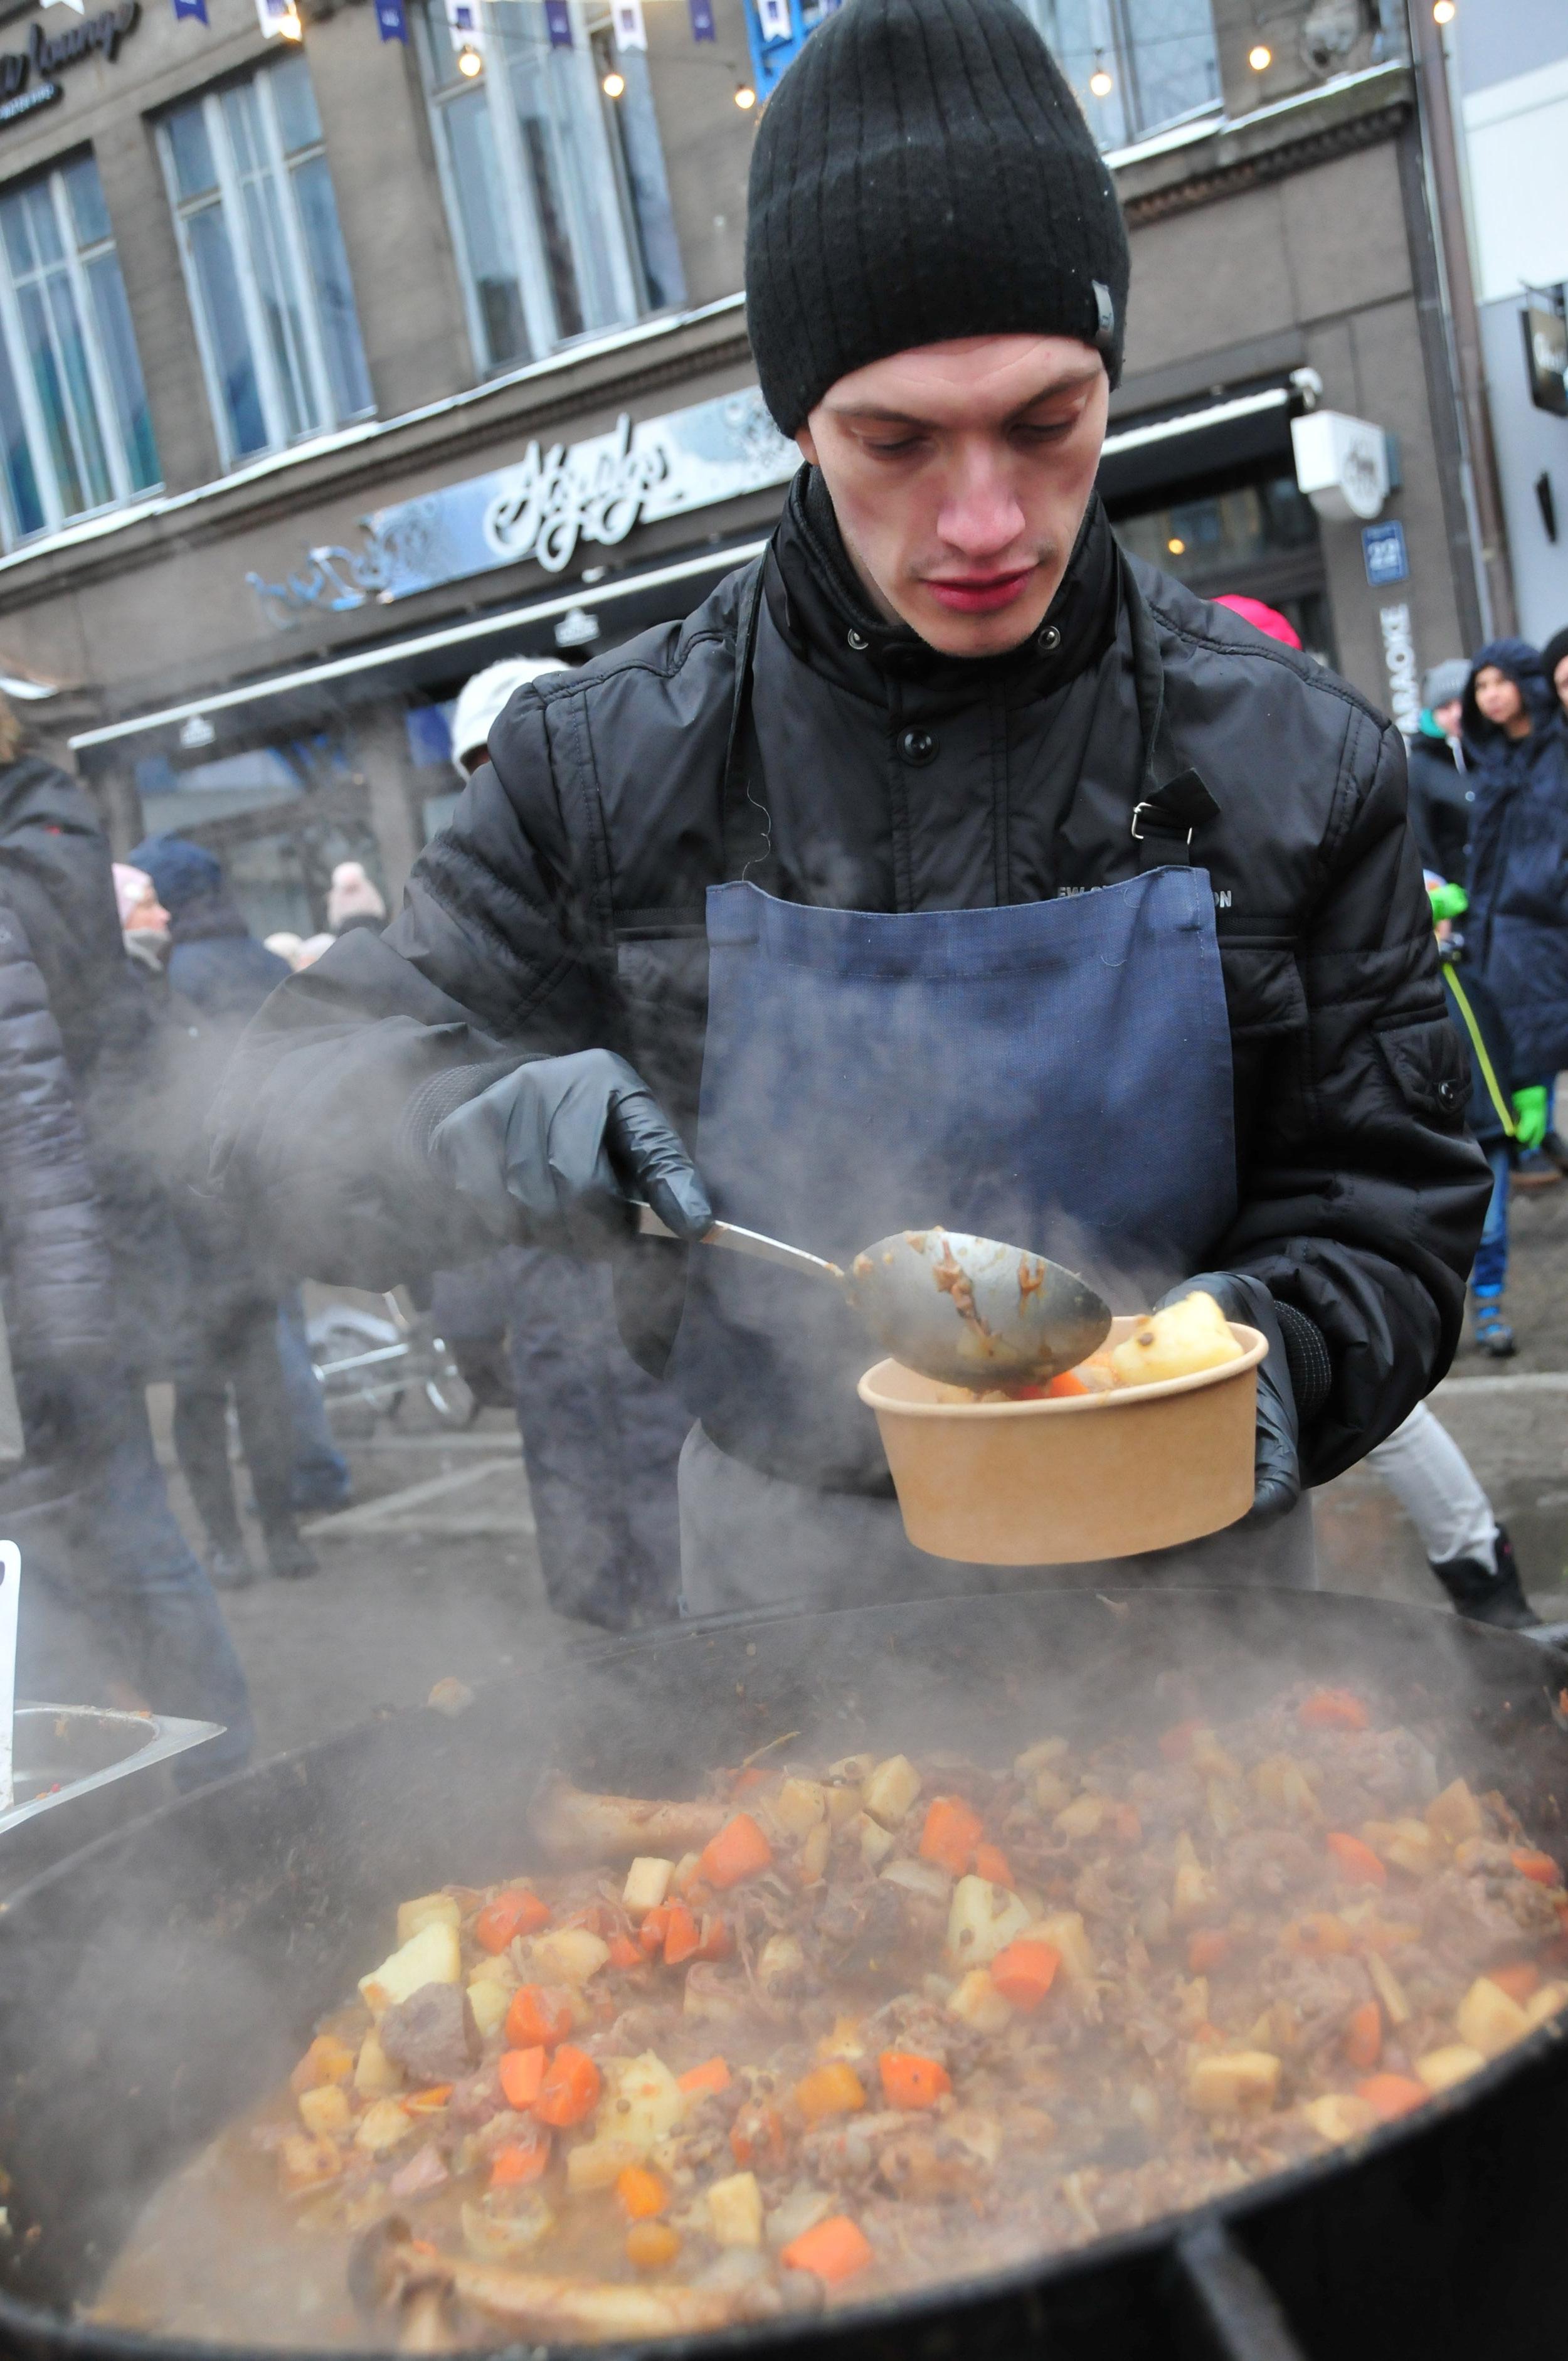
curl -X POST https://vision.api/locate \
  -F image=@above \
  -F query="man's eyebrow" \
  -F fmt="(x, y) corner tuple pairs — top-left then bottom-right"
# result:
(826, 371), (1101, 429)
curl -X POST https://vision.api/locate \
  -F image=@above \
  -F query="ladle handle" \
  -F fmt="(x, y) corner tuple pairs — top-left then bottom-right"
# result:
(0, 1541), (18, 1818)
(633, 1202), (844, 1286)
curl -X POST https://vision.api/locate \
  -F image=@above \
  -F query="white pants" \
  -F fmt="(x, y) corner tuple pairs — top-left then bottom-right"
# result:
(1365, 1401), (1496, 1569)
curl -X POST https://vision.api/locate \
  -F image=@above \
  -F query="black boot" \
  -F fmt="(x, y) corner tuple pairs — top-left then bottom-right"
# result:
(1431, 1524), (1540, 1629)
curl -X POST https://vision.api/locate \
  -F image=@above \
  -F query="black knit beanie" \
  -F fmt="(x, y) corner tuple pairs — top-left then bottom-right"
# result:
(745, 0), (1131, 436)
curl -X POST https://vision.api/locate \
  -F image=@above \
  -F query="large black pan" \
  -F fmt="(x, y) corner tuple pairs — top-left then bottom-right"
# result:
(0, 1590), (1565, 2361)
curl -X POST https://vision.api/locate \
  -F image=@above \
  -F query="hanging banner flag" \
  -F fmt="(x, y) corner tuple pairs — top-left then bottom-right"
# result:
(688, 0), (714, 34)
(612, 0), (645, 48)
(171, 0), (208, 21)
(756, 0), (791, 41)
(256, 0), (293, 37)
(375, 0), (407, 37)
(443, 0), (482, 53)
(544, 0), (572, 43)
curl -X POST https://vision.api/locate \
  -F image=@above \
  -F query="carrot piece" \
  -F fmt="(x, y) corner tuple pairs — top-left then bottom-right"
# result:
(290, 2034), (356, 2093)
(1191, 2021), (1222, 2044)
(1344, 2000), (1382, 2071)
(607, 1933), (643, 1970)
(489, 2138), (549, 2188)
(678, 2056), (731, 2096)
(504, 1985), (575, 2051)
(405, 2083), (455, 2113)
(879, 2051), (951, 2110)
(615, 2165), (668, 2220)
(638, 1905), (671, 1955)
(1114, 1804), (1143, 1845)
(533, 2044), (601, 2128)
(918, 1796), (985, 1879)
(1299, 1690), (1370, 1733)
(626, 2221), (682, 2271)
(498, 2046), (547, 2111)
(794, 2062), (867, 2123)
(697, 1812), (775, 1890)
(1289, 1912), (1353, 1958)
(1187, 1930), (1231, 1975)
(990, 1938), (1061, 2010)
(474, 1889), (551, 1953)
(1512, 1850), (1562, 1887)
(1490, 1961), (1542, 2004)
(1158, 1718), (1204, 1763)
(662, 1902), (703, 1966)
(780, 2215), (874, 2286)
(731, 1765), (771, 1794)
(1354, 2073), (1426, 2123)
(1044, 1370), (1089, 1398)
(973, 1842), (1015, 1889)
(1327, 1832), (1387, 1888)
(730, 2099), (787, 2170)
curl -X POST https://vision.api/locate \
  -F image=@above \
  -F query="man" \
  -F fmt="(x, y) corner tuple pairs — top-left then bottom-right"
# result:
(1405, 659), (1472, 885)
(213, 0), (1488, 1612)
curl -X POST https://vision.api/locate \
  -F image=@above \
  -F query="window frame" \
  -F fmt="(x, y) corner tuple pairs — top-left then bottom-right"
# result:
(0, 156), (161, 546)
(159, 58), (373, 470)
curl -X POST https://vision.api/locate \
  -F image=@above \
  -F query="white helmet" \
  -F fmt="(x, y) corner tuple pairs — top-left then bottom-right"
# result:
(450, 656), (567, 779)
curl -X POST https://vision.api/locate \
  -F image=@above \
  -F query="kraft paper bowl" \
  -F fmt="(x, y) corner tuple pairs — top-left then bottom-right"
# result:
(857, 1317), (1267, 1567)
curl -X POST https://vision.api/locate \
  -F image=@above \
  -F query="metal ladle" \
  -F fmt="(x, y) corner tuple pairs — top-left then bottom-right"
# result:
(635, 1206), (1111, 1389)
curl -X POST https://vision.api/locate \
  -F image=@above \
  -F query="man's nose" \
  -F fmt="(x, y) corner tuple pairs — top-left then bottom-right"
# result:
(936, 457), (1025, 558)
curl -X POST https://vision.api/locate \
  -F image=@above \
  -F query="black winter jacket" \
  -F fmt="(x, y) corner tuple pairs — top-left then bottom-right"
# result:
(1405, 727), (1473, 884)
(213, 486), (1491, 1488)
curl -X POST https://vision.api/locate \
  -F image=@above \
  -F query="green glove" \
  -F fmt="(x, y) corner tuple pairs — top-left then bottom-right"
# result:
(1429, 881), (1469, 923)
(1513, 1086), (1549, 1150)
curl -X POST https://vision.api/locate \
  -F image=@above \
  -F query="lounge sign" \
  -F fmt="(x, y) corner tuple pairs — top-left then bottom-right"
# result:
(0, 1), (140, 129)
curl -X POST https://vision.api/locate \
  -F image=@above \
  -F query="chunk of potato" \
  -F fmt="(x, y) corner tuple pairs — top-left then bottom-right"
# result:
(1053, 1795), (1106, 1840)
(622, 1857), (674, 1918)
(354, 2027), (403, 2097)
(863, 1754), (922, 1827)
(1427, 1778), (1484, 1844)
(773, 1778), (828, 1837)
(797, 1820), (832, 1886)
(948, 1968), (1014, 2034)
(358, 1920), (462, 2017)
(1187, 2051), (1281, 2115)
(601, 2052), (684, 2154)
(1456, 1975), (1532, 2059)
(354, 2099), (412, 2155)
(278, 2133), (343, 2195)
(297, 2081), (353, 2138)
(467, 1979), (511, 2040)
(1014, 1738), (1069, 1778)
(1110, 1292), (1244, 1387)
(758, 1934), (805, 1995)
(824, 1783), (863, 1831)
(531, 1928), (610, 1986)
(1416, 2044), (1485, 2093)
(856, 1813), (895, 1869)
(566, 2137), (644, 2194)
(1023, 1911), (1096, 1992)
(468, 1950), (517, 1990)
(946, 1875), (1032, 1968)
(1366, 1951), (1412, 2027)
(1524, 1981), (1568, 2031)
(1173, 1860), (1217, 1924)
(396, 1893), (461, 1946)
(1302, 2093), (1379, 2142)
(1032, 1768), (1074, 1815)
(707, 2170), (763, 2247)
(1364, 1818), (1439, 1878)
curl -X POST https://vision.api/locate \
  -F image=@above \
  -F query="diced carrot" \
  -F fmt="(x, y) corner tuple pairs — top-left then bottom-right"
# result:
(405, 2083), (455, 2113)
(489, 2138), (549, 2188)
(662, 1902), (703, 1966)
(990, 1938), (1061, 2010)
(974, 1843), (1014, 1889)
(1491, 1961), (1542, 2004)
(1288, 1912), (1353, 1958)
(1354, 2073), (1426, 2123)
(1114, 1804), (1143, 1845)
(474, 1889), (551, 1953)
(678, 2057), (731, 2097)
(290, 2034), (356, 2093)
(1158, 1718), (1204, 1763)
(497, 2046), (547, 2111)
(626, 2222), (682, 2271)
(1187, 1930), (1231, 1975)
(1512, 1850), (1562, 1887)
(1299, 1690), (1370, 1733)
(879, 2051), (951, 2110)
(638, 1906), (671, 1955)
(1045, 1371), (1089, 1398)
(730, 2099), (787, 2170)
(504, 1985), (575, 2050)
(1327, 1832), (1387, 1888)
(615, 2165), (668, 2220)
(697, 1813), (775, 1890)
(1344, 2000), (1382, 2071)
(532, 2044), (601, 2128)
(780, 2215), (874, 2286)
(1191, 2021), (1222, 2043)
(794, 2062), (867, 2123)
(607, 1933), (643, 1970)
(919, 1796), (985, 1878)
(558, 1901), (608, 1936)
(731, 1765), (771, 1794)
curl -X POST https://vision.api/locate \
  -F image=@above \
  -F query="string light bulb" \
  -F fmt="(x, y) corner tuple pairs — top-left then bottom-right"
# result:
(601, 66), (625, 94)
(277, 6), (302, 36)
(734, 80), (757, 107)
(1167, 536), (1186, 554)
(1248, 41), (1271, 68)
(456, 37), (482, 72)
(1433, 0), (1454, 20)
(1088, 55), (1113, 96)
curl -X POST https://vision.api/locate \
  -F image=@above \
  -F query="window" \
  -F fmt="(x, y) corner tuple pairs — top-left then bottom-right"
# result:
(0, 156), (158, 545)
(414, 0), (684, 378)
(162, 55), (373, 466)
(1017, 0), (1221, 147)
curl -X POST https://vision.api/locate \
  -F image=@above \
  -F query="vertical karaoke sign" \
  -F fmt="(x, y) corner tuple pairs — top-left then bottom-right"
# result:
(743, 0), (839, 97)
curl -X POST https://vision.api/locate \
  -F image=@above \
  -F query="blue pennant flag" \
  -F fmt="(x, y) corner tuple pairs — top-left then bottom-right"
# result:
(688, 0), (714, 35)
(375, 0), (407, 36)
(171, 0), (209, 22)
(544, 0), (573, 43)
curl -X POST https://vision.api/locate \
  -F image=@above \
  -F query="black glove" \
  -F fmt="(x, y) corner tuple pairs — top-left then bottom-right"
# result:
(1157, 1271), (1311, 1524)
(430, 1049), (713, 1255)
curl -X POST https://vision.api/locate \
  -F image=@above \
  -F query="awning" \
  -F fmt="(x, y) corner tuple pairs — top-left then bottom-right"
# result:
(1097, 384), (1300, 507)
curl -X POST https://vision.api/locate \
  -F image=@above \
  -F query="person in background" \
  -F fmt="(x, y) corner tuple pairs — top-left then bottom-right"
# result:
(129, 834), (315, 1586)
(1543, 626), (1568, 724)
(1211, 593), (1301, 649)
(265, 931), (304, 970)
(1426, 873), (1532, 1355)
(1364, 1400), (1538, 1627)
(1404, 659), (1473, 884)
(326, 862), (386, 938)
(1461, 643), (1568, 1191)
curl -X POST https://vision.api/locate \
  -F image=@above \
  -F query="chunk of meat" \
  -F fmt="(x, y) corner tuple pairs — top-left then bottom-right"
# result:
(531, 1776), (728, 1865)
(387, 2143), (450, 2203)
(1224, 1830), (1321, 1902)
(379, 1984), (480, 2086)
(1421, 1867), (1562, 1972)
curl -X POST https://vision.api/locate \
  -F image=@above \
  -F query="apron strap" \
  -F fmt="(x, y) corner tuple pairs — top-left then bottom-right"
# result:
(720, 558), (773, 886)
(1123, 554), (1221, 871)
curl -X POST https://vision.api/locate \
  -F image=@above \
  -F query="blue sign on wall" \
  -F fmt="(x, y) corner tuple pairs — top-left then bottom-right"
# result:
(743, 0), (840, 100)
(1362, 519), (1408, 587)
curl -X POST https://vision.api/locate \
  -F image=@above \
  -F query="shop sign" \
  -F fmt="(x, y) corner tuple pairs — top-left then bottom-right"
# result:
(248, 386), (799, 629)
(0, 1), (139, 127)
(1290, 410), (1389, 523)
(1378, 602), (1421, 736)
(1361, 521), (1408, 588)
(1522, 289), (1568, 420)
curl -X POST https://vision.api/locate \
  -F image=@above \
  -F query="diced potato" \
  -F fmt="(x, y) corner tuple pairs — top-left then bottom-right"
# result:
(622, 1857), (674, 1918)
(1416, 2044), (1485, 2093)
(1053, 1795), (1106, 1840)
(814, 2014), (867, 2062)
(532, 1928), (610, 1986)
(1253, 1756), (1320, 1820)
(1014, 1738), (1069, 1778)
(684, 1975), (750, 2024)
(824, 1783), (863, 1830)
(948, 2108), (1004, 2167)
(1032, 1769), (1074, 1815)
(1302, 2093), (1379, 2142)
(1024, 1911), (1096, 1992)
(566, 2137), (644, 2194)
(354, 2098), (412, 2155)
(358, 1919), (462, 2017)
(278, 2134), (343, 2195)
(797, 1821), (832, 1886)
(1427, 1778), (1484, 1844)
(1524, 1981), (1568, 2031)
(1173, 1860), (1217, 1923)
(396, 1893), (461, 1946)
(707, 2170), (763, 2247)
(672, 1852), (702, 1899)
(1364, 1818), (1439, 1878)
(765, 2189), (835, 2249)
(1455, 1975), (1532, 2059)
(1110, 1292), (1243, 1387)
(461, 2197), (554, 2260)
(856, 1813), (895, 1869)
(468, 1950), (517, 1990)
(947, 1969), (1014, 2034)
(297, 2082), (352, 2138)
(773, 1779), (828, 1837)
(1188, 1729), (1241, 1783)
(758, 1934), (805, 1995)
(290, 2034), (356, 2093)
(1367, 1951), (1412, 2027)
(1187, 2051), (1281, 2115)
(354, 2028), (404, 2098)
(946, 1875), (1032, 1968)
(863, 1754), (922, 1827)
(467, 1980), (511, 2040)
(601, 2052), (684, 2154)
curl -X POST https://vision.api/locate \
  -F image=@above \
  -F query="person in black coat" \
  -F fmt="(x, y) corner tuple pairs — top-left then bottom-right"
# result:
(1544, 627), (1568, 724)
(130, 834), (314, 1588)
(1405, 659), (1473, 883)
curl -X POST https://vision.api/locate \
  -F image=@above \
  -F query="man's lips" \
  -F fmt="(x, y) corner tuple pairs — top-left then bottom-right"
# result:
(921, 568), (1036, 615)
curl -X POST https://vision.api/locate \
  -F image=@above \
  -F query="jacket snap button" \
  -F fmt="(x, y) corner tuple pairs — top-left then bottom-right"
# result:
(899, 726), (938, 766)
(1438, 1078), (1459, 1107)
(847, 629), (868, 652)
(1039, 624), (1062, 653)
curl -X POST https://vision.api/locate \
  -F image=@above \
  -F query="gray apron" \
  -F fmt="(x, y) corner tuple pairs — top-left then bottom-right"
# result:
(670, 561), (1314, 1611)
